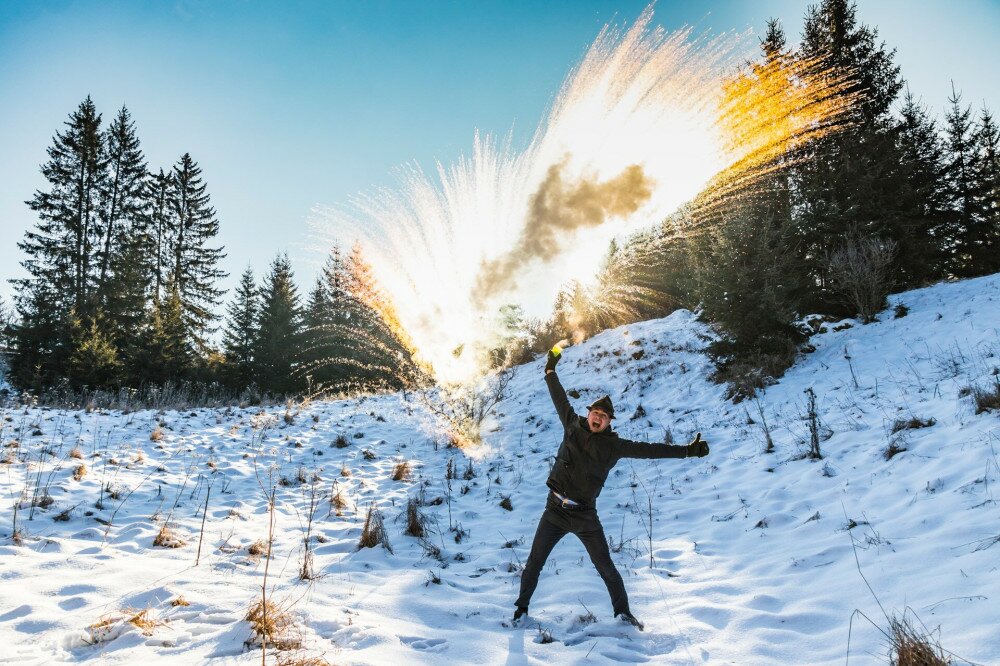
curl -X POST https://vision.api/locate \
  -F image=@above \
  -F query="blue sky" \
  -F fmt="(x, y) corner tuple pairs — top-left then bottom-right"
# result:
(1, 0), (997, 308)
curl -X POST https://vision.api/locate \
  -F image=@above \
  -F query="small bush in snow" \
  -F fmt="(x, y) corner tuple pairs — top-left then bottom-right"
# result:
(150, 426), (164, 442)
(890, 416), (936, 434)
(72, 464), (87, 481)
(972, 380), (1000, 414)
(358, 504), (392, 553)
(404, 498), (425, 537)
(333, 434), (349, 448)
(391, 460), (411, 481)
(244, 598), (300, 651)
(153, 524), (185, 548)
(499, 495), (513, 511)
(888, 615), (949, 665)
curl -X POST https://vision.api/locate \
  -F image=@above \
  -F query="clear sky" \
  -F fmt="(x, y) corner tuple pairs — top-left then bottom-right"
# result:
(1, 0), (997, 309)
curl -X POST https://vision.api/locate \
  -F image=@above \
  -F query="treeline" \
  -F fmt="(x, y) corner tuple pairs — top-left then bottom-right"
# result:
(4, 97), (419, 397)
(531, 0), (999, 398)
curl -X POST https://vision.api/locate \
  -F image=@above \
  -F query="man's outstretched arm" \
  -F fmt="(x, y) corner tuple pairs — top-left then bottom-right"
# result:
(544, 349), (577, 428)
(615, 432), (710, 460)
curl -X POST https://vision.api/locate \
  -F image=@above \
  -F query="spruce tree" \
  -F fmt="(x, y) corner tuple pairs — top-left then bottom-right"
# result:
(140, 283), (189, 385)
(299, 276), (333, 388)
(98, 106), (153, 362)
(148, 168), (173, 302)
(254, 255), (302, 394)
(221, 266), (260, 390)
(968, 107), (1000, 274)
(12, 97), (107, 386)
(896, 90), (950, 282)
(794, 0), (909, 305)
(167, 153), (227, 354)
(943, 84), (977, 275)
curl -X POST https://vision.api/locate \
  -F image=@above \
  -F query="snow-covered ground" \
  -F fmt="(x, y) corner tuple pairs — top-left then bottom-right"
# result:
(1, 274), (998, 665)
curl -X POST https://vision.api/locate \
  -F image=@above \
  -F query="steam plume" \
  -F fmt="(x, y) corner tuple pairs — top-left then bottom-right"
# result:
(472, 162), (653, 305)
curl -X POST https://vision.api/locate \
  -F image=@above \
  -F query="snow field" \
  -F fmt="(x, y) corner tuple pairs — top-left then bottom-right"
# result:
(1, 274), (999, 664)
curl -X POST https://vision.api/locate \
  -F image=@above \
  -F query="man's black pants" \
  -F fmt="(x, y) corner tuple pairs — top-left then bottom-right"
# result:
(515, 493), (629, 615)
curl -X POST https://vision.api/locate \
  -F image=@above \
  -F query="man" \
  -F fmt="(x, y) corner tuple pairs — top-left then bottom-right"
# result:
(513, 345), (710, 630)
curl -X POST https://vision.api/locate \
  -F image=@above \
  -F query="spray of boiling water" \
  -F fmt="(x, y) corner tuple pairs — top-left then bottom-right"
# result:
(314, 5), (851, 386)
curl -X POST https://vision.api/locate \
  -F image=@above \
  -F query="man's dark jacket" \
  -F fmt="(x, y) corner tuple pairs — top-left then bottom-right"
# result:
(545, 371), (687, 508)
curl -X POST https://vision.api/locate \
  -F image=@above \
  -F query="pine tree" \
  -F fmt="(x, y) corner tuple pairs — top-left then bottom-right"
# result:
(97, 106), (154, 363)
(943, 83), (977, 275)
(896, 89), (950, 282)
(167, 153), (227, 354)
(140, 283), (189, 385)
(148, 168), (173, 302)
(254, 254), (302, 394)
(299, 276), (333, 388)
(67, 311), (121, 388)
(967, 107), (1000, 274)
(221, 266), (260, 390)
(12, 97), (107, 386)
(794, 0), (909, 306)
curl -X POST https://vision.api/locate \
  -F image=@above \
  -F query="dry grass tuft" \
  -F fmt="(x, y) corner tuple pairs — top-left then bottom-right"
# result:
(248, 539), (269, 557)
(890, 416), (936, 434)
(153, 524), (186, 548)
(889, 616), (950, 665)
(331, 487), (348, 517)
(339, 465), (351, 478)
(391, 460), (411, 481)
(126, 608), (163, 634)
(972, 380), (1000, 414)
(171, 596), (191, 607)
(69, 446), (84, 460)
(405, 498), (425, 537)
(499, 495), (513, 511)
(150, 426), (164, 442)
(72, 464), (87, 481)
(358, 504), (392, 553)
(333, 434), (350, 448)
(244, 598), (301, 651)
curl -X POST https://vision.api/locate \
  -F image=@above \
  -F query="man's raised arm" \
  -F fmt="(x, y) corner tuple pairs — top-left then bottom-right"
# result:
(544, 348), (577, 428)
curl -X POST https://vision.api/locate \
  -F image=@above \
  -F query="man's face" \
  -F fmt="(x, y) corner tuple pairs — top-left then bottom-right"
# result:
(587, 408), (611, 433)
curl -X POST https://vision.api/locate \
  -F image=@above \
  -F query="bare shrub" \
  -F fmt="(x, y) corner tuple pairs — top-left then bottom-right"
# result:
(391, 460), (411, 481)
(405, 498), (425, 537)
(245, 598), (300, 651)
(499, 495), (513, 511)
(330, 485), (348, 516)
(972, 379), (1000, 414)
(825, 235), (897, 324)
(127, 608), (163, 635)
(153, 524), (186, 548)
(333, 434), (349, 448)
(888, 615), (949, 665)
(884, 440), (907, 461)
(248, 539), (269, 557)
(890, 416), (936, 434)
(358, 504), (392, 553)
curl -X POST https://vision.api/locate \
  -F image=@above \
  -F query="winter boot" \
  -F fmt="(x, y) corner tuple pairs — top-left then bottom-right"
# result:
(513, 606), (529, 625)
(617, 610), (644, 631)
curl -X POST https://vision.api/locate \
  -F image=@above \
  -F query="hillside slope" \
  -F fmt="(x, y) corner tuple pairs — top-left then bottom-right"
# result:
(1, 274), (998, 665)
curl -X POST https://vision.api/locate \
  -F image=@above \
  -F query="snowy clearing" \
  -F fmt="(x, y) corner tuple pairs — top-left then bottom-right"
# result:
(2, 274), (999, 665)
